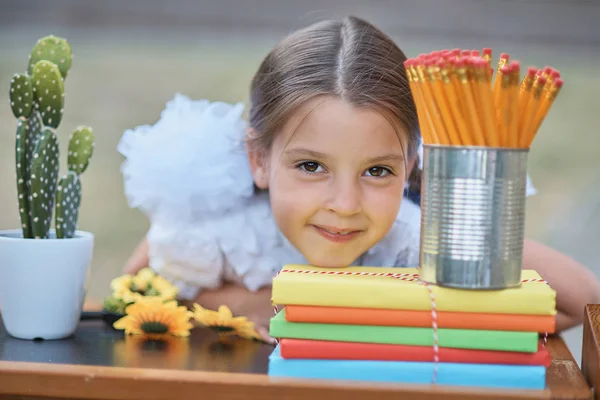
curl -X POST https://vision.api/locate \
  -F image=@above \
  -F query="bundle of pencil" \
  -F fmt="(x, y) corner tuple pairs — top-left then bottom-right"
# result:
(404, 48), (563, 148)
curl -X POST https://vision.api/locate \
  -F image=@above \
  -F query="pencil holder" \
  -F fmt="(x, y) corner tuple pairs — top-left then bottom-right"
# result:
(418, 145), (529, 290)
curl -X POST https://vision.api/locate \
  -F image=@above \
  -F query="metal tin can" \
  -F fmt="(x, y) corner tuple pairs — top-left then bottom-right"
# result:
(418, 145), (529, 289)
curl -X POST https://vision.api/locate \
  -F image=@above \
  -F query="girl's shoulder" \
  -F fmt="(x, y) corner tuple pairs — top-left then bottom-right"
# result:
(360, 197), (423, 268)
(118, 94), (256, 225)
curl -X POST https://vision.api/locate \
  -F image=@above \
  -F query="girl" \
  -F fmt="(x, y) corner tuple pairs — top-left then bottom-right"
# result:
(119, 16), (600, 342)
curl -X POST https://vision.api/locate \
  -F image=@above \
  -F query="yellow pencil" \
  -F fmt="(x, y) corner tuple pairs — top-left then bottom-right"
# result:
(404, 60), (433, 145)
(482, 48), (493, 81)
(412, 62), (441, 145)
(546, 68), (560, 86)
(416, 59), (450, 145)
(440, 61), (471, 145)
(517, 67), (537, 143)
(474, 58), (498, 146)
(409, 62), (439, 145)
(428, 59), (461, 145)
(507, 61), (520, 148)
(528, 78), (564, 146)
(447, 59), (466, 125)
(482, 48), (492, 67)
(493, 53), (510, 111)
(495, 65), (512, 146)
(519, 74), (547, 148)
(455, 58), (486, 146)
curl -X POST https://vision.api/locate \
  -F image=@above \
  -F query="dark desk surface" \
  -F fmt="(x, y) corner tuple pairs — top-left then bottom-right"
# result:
(0, 311), (593, 400)
(0, 317), (273, 374)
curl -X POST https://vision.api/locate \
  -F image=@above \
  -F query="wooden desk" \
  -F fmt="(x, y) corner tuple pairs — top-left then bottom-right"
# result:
(0, 311), (592, 400)
(583, 304), (600, 399)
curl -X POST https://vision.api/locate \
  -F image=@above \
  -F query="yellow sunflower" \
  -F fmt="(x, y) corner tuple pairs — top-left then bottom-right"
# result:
(113, 287), (141, 305)
(147, 275), (178, 301)
(192, 304), (261, 340)
(131, 267), (156, 292)
(113, 297), (194, 339)
(109, 268), (178, 304)
(110, 274), (134, 294)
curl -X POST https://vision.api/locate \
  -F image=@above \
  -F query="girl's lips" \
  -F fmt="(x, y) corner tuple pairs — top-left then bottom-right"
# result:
(312, 225), (363, 243)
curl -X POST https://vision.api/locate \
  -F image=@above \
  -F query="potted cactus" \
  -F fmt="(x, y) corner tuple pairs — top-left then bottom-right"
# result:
(0, 35), (95, 340)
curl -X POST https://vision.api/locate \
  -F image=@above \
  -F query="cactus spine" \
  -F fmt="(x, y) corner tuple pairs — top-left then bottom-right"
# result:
(9, 35), (94, 239)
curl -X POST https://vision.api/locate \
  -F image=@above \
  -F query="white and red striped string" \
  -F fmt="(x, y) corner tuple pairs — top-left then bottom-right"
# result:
(272, 268), (550, 383)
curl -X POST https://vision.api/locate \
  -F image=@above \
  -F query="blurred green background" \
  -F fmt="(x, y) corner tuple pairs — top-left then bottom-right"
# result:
(1, 0), (598, 363)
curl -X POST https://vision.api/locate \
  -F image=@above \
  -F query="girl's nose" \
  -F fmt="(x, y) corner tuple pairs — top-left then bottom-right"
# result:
(325, 177), (362, 216)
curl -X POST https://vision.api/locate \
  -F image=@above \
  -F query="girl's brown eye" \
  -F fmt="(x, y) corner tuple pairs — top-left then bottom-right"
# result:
(368, 167), (384, 176)
(303, 162), (319, 172)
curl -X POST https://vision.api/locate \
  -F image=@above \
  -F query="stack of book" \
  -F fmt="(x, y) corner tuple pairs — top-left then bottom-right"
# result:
(267, 265), (555, 389)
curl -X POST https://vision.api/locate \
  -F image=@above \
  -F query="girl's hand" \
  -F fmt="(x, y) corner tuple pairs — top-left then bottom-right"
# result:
(524, 239), (600, 332)
(192, 283), (277, 344)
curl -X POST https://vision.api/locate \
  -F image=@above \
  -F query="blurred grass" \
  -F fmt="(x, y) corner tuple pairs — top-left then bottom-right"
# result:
(0, 29), (599, 309)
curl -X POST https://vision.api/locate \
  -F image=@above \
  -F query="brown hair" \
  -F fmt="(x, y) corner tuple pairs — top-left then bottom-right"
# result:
(246, 16), (422, 195)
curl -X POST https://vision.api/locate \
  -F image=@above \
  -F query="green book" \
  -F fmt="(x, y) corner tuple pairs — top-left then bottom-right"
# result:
(270, 309), (539, 353)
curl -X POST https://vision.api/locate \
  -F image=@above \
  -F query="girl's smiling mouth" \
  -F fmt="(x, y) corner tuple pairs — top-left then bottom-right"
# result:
(311, 224), (364, 243)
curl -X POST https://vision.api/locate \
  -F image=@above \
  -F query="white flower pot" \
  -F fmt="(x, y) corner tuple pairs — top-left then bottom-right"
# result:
(0, 229), (94, 340)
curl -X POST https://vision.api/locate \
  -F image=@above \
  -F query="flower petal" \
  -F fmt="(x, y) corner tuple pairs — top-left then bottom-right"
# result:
(217, 305), (233, 321)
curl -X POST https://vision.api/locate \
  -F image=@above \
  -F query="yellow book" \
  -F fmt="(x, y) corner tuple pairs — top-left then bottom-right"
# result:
(272, 265), (556, 316)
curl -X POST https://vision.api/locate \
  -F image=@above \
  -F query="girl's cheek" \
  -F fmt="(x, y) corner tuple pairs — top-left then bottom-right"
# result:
(271, 172), (320, 203)
(275, 170), (322, 192)
(363, 181), (404, 214)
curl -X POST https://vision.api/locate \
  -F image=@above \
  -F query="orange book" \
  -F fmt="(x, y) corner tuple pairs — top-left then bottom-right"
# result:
(284, 305), (555, 334)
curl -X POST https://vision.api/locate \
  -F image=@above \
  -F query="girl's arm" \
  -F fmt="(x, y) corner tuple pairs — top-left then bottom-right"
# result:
(523, 238), (600, 332)
(123, 237), (150, 274)
(192, 283), (276, 343)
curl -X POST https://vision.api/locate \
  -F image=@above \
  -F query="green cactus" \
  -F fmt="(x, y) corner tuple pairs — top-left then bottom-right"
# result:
(29, 128), (60, 239)
(31, 60), (64, 129)
(27, 35), (72, 79)
(9, 73), (33, 119)
(55, 171), (81, 239)
(54, 126), (94, 238)
(8, 35), (93, 239)
(15, 117), (31, 238)
(13, 110), (43, 238)
(26, 111), (44, 177)
(67, 126), (94, 175)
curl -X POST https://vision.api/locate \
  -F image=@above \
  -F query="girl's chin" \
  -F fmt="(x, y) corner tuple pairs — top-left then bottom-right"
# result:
(303, 255), (360, 269)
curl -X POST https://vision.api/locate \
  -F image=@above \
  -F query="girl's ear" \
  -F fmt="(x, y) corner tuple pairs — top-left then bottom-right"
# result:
(246, 128), (270, 189)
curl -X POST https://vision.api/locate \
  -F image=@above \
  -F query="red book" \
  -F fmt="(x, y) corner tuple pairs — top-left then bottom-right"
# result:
(279, 338), (551, 367)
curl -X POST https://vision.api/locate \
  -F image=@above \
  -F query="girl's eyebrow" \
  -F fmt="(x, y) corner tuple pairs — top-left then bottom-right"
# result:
(284, 147), (404, 164)
(367, 153), (405, 164)
(284, 147), (330, 161)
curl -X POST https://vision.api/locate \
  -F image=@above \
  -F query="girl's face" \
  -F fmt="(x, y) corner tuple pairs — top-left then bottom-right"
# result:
(249, 96), (412, 267)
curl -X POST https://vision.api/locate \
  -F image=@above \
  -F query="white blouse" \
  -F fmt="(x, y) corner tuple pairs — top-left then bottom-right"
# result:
(118, 94), (536, 300)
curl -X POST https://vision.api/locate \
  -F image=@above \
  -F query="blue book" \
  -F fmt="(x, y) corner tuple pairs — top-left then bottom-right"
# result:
(268, 346), (546, 390)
